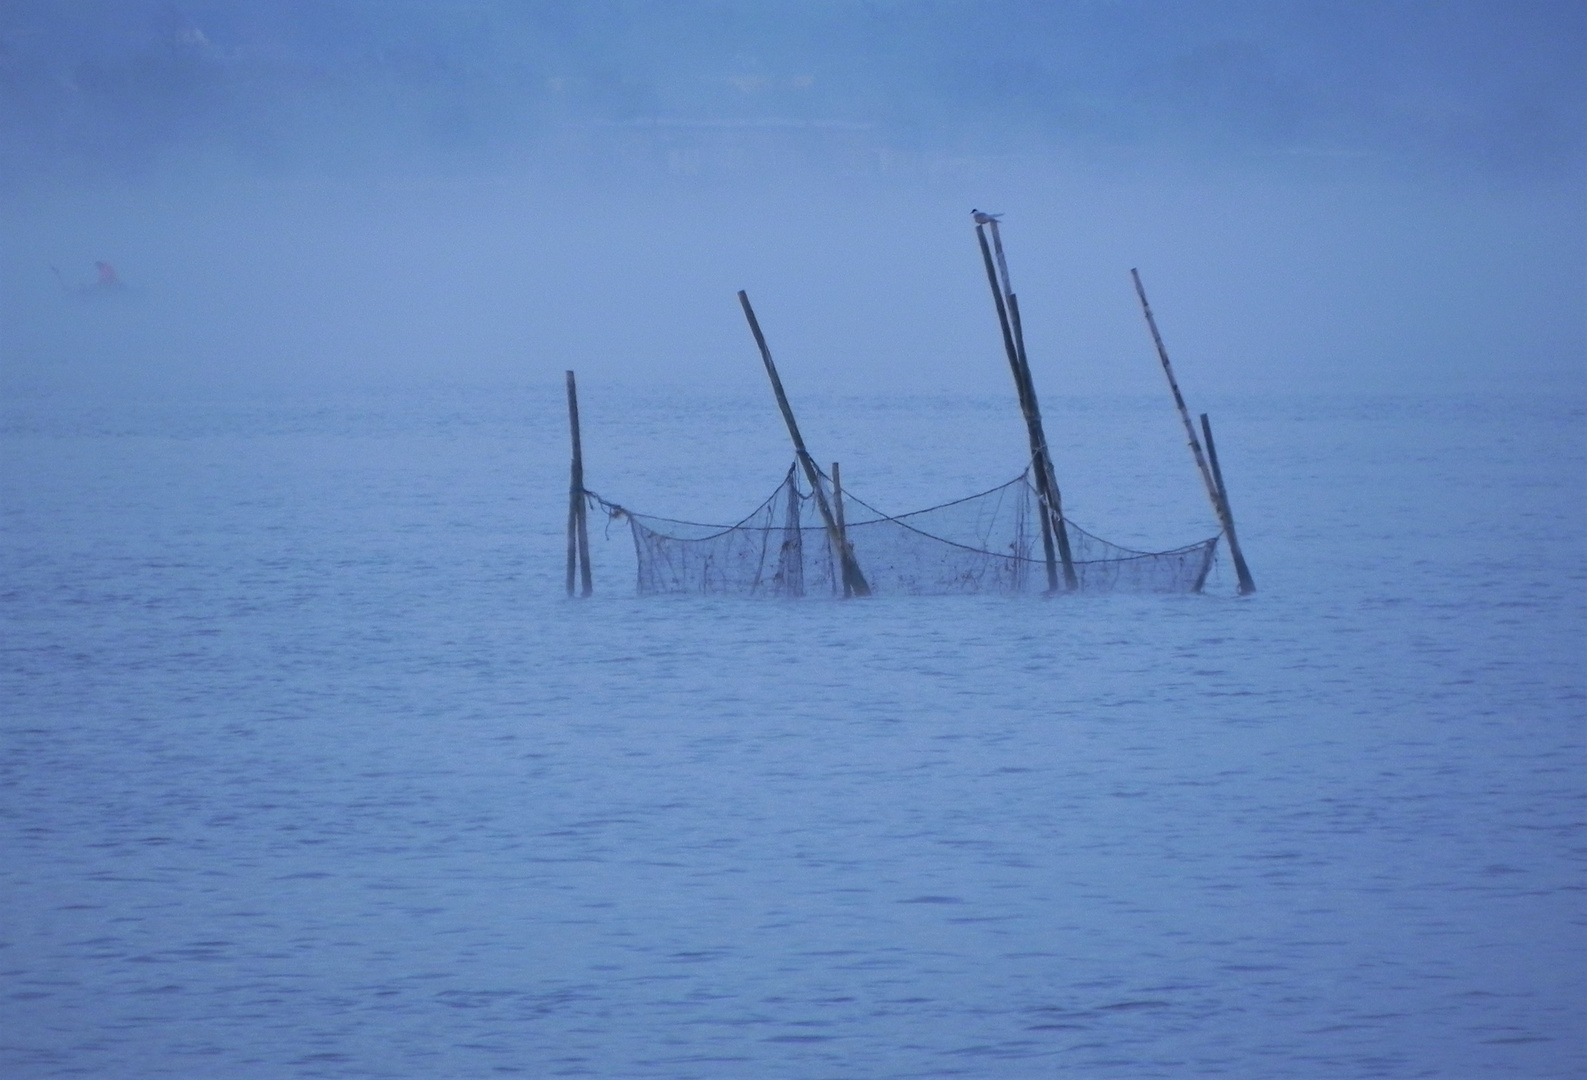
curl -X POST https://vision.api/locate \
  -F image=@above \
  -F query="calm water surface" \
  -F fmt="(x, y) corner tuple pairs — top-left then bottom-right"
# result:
(2, 387), (1582, 1077)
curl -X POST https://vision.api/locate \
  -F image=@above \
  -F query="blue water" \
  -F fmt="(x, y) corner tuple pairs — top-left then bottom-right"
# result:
(2, 386), (1582, 1078)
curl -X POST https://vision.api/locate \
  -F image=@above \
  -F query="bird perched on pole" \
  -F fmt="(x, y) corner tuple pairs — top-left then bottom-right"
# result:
(971, 209), (1002, 224)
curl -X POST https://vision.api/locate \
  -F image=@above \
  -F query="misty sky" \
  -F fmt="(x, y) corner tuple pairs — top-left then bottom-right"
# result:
(2, 1), (1582, 397)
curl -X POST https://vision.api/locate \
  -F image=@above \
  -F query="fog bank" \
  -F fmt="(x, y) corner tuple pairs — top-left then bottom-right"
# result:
(2, 1), (1582, 399)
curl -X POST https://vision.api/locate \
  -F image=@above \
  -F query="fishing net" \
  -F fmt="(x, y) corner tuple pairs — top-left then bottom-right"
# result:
(591, 464), (1220, 597)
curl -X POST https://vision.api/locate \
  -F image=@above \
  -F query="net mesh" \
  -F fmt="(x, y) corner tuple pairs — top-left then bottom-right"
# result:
(594, 464), (1220, 597)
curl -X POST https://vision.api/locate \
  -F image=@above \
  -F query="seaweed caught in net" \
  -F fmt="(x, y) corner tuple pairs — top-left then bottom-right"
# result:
(591, 464), (1220, 597)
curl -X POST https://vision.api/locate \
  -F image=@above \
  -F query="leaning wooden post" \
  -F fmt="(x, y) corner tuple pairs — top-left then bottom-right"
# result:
(1008, 291), (1079, 590)
(832, 460), (853, 598)
(565, 370), (593, 597)
(1130, 269), (1251, 595)
(987, 220), (1079, 588)
(737, 290), (871, 597)
(975, 224), (1063, 591)
(1200, 413), (1255, 594)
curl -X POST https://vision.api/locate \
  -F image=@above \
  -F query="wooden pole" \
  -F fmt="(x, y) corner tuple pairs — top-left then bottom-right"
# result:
(576, 470), (592, 598)
(565, 370), (593, 597)
(832, 460), (853, 598)
(988, 220), (1078, 587)
(1007, 289), (1079, 590)
(1130, 269), (1248, 595)
(975, 224), (1064, 591)
(737, 290), (871, 597)
(565, 373), (578, 597)
(1200, 413), (1256, 595)
(782, 469), (804, 597)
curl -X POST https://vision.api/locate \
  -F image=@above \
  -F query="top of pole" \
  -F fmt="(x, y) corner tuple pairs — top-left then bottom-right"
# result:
(738, 290), (812, 460)
(1131, 266), (1221, 509)
(737, 290), (872, 596)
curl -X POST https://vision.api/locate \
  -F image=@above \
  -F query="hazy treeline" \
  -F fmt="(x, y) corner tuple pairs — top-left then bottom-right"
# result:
(1, 2), (1581, 399)
(3, 0), (1581, 185)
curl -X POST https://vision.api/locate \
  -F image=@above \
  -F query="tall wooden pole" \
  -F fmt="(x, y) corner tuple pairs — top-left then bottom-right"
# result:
(565, 370), (592, 597)
(1130, 269), (1253, 595)
(988, 218), (1078, 589)
(832, 460), (853, 598)
(781, 470), (805, 597)
(737, 290), (871, 597)
(1200, 412), (1256, 594)
(1010, 291), (1080, 588)
(975, 224), (1073, 590)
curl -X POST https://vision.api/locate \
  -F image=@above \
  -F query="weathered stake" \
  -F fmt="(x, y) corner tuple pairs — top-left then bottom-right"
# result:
(832, 461), (853, 598)
(975, 224), (1055, 589)
(781, 469), (805, 597)
(1200, 413), (1255, 594)
(737, 290), (871, 597)
(975, 223), (1075, 590)
(992, 224), (1078, 587)
(565, 370), (593, 597)
(1130, 268), (1253, 595)
(990, 222), (1075, 571)
(1006, 289), (1078, 589)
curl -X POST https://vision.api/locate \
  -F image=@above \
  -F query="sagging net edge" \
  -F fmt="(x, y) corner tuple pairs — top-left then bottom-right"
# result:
(585, 465), (1221, 597)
